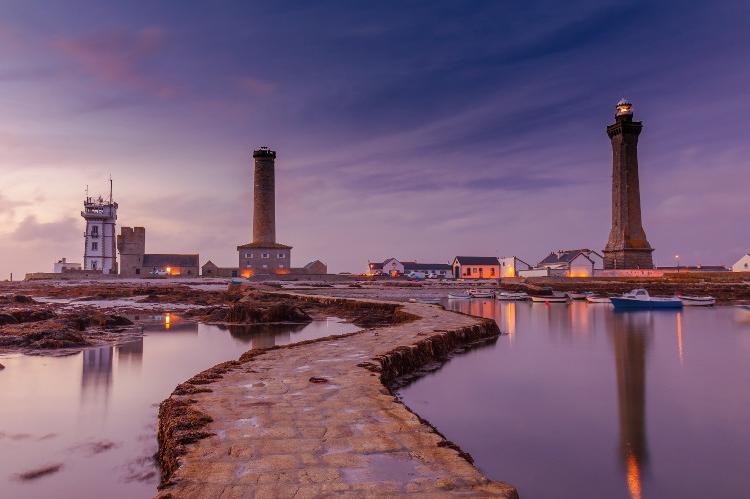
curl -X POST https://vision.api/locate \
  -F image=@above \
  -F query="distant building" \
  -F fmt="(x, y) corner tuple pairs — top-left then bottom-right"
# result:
(498, 256), (532, 277)
(368, 258), (403, 275)
(452, 256), (500, 279)
(81, 184), (118, 274)
(53, 258), (81, 273)
(404, 262), (452, 278)
(527, 249), (604, 277)
(117, 226), (199, 277)
(368, 258), (451, 277)
(732, 254), (750, 272)
(201, 261), (239, 278)
(298, 260), (328, 275)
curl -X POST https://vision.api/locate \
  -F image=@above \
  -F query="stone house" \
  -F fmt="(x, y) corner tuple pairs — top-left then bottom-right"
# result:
(117, 226), (199, 277)
(531, 249), (604, 277)
(201, 261), (239, 278)
(498, 256), (532, 277)
(732, 254), (750, 272)
(237, 242), (292, 277)
(452, 256), (501, 279)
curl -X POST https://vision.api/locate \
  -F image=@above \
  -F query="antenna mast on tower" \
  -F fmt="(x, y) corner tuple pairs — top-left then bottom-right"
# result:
(109, 175), (113, 205)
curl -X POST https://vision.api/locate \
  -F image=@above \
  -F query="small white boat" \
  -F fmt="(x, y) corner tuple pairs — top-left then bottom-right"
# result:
(448, 292), (471, 300)
(679, 295), (716, 306)
(468, 289), (494, 299)
(586, 295), (612, 304)
(496, 292), (529, 301)
(566, 291), (592, 300)
(611, 289), (683, 310)
(530, 292), (568, 303)
(417, 297), (441, 304)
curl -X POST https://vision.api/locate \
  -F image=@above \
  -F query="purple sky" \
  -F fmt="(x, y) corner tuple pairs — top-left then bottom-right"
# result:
(0, 1), (748, 278)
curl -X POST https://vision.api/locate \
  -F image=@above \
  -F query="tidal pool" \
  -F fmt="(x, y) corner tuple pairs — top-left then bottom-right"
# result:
(0, 315), (358, 498)
(399, 300), (750, 499)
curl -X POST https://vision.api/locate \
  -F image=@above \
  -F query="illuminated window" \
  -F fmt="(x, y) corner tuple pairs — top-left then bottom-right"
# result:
(490, 268), (496, 276)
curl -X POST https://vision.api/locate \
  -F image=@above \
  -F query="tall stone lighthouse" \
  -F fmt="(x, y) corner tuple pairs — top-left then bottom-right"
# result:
(603, 99), (654, 269)
(237, 147), (292, 276)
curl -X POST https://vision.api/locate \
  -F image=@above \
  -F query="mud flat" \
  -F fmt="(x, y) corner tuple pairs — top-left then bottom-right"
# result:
(157, 294), (518, 498)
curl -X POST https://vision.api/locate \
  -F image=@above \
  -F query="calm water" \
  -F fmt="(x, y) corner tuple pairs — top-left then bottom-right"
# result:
(0, 315), (358, 498)
(399, 300), (750, 499)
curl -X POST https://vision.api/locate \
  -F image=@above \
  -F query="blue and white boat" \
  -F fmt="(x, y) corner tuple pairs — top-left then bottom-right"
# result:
(611, 289), (683, 310)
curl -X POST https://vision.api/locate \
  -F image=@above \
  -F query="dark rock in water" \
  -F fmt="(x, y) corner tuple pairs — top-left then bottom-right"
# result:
(26, 330), (89, 349)
(12, 295), (35, 304)
(309, 376), (329, 384)
(0, 362), (5, 370)
(0, 313), (18, 325)
(226, 302), (311, 324)
(66, 312), (133, 330)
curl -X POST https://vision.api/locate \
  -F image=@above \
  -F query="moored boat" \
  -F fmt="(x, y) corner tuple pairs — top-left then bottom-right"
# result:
(611, 289), (683, 310)
(530, 292), (568, 303)
(585, 295), (612, 304)
(679, 295), (716, 306)
(566, 291), (592, 300)
(417, 297), (442, 304)
(448, 292), (471, 300)
(495, 292), (529, 301)
(468, 289), (494, 298)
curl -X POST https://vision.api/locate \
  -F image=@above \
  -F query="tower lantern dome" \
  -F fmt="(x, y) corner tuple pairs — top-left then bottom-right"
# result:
(616, 98), (633, 117)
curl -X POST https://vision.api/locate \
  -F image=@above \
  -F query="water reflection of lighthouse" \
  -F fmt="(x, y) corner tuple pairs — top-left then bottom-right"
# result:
(609, 311), (652, 499)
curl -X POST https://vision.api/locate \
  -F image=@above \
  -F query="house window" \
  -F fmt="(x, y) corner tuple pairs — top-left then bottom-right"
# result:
(135, 268), (140, 275)
(279, 264), (284, 268)
(490, 268), (496, 276)
(262, 253), (270, 259)
(262, 264), (268, 269)
(277, 253), (285, 259)
(91, 226), (99, 237)
(91, 242), (98, 250)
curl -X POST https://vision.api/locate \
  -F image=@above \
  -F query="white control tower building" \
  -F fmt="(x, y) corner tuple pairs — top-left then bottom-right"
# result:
(81, 180), (118, 274)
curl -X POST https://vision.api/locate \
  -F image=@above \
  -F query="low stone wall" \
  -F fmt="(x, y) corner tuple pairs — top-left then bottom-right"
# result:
(156, 294), (518, 498)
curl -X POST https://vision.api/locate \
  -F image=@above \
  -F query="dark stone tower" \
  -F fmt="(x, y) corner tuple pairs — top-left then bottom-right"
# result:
(252, 147), (276, 244)
(237, 147), (292, 276)
(603, 99), (654, 269)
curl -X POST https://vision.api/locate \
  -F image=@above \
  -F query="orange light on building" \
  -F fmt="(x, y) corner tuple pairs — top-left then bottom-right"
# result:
(241, 269), (254, 278)
(165, 266), (172, 274)
(164, 313), (171, 330)
(274, 268), (290, 275)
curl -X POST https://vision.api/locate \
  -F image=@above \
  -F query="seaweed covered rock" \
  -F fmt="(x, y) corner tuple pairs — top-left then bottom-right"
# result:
(226, 302), (311, 324)
(24, 329), (90, 349)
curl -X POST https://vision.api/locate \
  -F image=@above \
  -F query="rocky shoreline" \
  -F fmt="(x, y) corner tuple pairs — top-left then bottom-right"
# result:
(156, 293), (518, 498)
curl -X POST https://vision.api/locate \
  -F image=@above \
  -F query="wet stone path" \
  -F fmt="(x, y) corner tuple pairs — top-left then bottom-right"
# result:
(157, 297), (517, 498)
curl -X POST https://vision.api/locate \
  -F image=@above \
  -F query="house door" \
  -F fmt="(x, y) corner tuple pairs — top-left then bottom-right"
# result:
(454, 266), (460, 279)
(479, 267), (484, 278)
